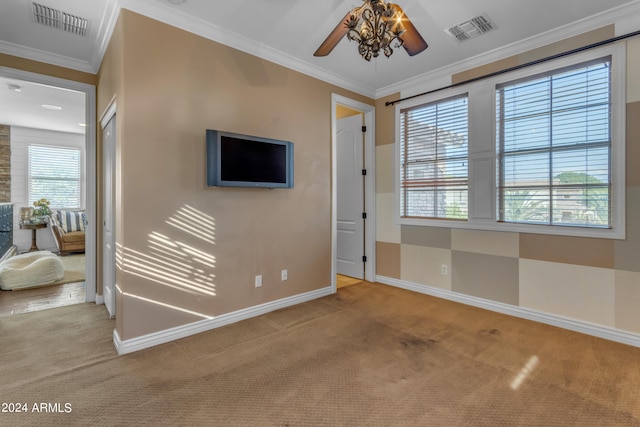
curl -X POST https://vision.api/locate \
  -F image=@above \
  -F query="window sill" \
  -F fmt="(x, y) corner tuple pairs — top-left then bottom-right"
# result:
(398, 216), (625, 240)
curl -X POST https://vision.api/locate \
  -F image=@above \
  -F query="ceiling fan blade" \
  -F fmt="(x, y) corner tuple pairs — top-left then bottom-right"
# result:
(313, 11), (352, 57)
(391, 4), (428, 56)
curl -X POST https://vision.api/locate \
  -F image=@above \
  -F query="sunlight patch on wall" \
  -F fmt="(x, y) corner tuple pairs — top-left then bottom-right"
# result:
(116, 241), (124, 270)
(121, 290), (213, 320)
(148, 232), (216, 268)
(119, 205), (217, 297)
(121, 245), (215, 296)
(165, 204), (216, 245)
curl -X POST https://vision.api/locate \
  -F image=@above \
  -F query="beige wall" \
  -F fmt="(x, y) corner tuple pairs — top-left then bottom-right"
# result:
(98, 10), (372, 340)
(0, 53), (97, 86)
(336, 105), (361, 119)
(375, 27), (640, 336)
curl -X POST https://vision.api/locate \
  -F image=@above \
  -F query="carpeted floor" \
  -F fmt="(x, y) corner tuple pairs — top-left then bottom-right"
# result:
(1, 281), (639, 426)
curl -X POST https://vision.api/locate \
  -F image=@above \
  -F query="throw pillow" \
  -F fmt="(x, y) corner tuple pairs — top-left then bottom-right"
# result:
(57, 210), (85, 233)
(49, 210), (61, 228)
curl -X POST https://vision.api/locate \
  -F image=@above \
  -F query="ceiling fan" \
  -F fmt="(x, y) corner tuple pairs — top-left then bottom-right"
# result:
(314, 0), (428, 61)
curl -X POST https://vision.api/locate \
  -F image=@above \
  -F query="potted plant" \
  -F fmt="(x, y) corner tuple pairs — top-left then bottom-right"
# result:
(33, 198), (51, 222)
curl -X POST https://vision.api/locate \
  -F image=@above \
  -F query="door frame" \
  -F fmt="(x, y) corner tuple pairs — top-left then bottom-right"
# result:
(99, 100), (116, 317)
(331, 94), (376, 291)
(0, 66), (97, 303)
(336, 113), (365, 279)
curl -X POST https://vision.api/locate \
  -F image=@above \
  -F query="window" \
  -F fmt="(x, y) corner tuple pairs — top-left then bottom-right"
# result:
(399, 94), (469, 220)
(497, 58), (612, 228)
(28, 145), (81, 209)
(395, 44), (624, 238)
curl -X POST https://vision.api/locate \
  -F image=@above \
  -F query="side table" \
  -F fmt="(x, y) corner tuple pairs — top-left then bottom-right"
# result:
(20, 221), (48, 252)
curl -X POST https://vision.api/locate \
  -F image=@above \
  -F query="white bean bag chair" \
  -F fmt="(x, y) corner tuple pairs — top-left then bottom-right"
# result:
(0, 251), (64, 291)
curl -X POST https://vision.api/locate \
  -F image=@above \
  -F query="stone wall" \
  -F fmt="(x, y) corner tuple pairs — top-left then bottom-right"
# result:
(0, 125), (9, 203)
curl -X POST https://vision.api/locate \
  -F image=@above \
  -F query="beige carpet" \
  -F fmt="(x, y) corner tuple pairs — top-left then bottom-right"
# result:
(1, 282), (639, 426)
(49, 254), (85, 286)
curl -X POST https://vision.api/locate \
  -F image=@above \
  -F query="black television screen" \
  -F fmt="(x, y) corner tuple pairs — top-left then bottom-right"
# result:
(206, 130), (294, 188)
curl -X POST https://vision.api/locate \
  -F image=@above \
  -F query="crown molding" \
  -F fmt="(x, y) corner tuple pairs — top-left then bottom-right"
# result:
(116, 0), (640, 99)
(376, 0), (640, 99)
(119, 0), (377, 98)
(0, 0), (119, 74)
(0, 40), (95, 74)
(91, 0), (121, 72)
(3, 0), (638, 98)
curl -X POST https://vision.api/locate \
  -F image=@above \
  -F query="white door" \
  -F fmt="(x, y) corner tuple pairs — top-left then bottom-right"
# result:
(336, 114), (365, 279)
(102, 114), (116, 318)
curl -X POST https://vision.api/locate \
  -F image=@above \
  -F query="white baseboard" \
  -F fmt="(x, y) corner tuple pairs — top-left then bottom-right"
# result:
(113, 286), (334, 355)
(95, 294), (104, 305)
(376, 275), (640, 348)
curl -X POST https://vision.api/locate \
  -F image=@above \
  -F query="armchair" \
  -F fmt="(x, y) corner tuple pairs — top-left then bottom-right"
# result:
(50, 209), (86, 255)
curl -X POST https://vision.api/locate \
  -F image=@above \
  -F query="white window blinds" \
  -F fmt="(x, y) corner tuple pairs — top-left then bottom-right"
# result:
(28, 145), (82, 209)
(496, 57), (611, 228)
(400, 94), (469, 220)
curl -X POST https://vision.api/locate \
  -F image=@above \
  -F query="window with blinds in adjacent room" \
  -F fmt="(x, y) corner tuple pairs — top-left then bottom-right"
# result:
(28, 144), (82, 209)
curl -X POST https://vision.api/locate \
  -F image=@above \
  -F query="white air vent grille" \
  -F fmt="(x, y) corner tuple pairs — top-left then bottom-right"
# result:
(446, 14), (496, 42)
(32, 2), (88, 36)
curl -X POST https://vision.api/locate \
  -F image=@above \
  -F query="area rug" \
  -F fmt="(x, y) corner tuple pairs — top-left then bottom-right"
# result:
(49, 254), (85, 285)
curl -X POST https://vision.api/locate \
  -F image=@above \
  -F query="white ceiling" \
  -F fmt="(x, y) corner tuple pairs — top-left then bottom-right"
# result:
(1, 0), (640, 132)
(0, 76), (86, 134)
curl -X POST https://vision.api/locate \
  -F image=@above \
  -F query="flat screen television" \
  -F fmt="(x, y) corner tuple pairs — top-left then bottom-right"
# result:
(206, 130), (294, 188)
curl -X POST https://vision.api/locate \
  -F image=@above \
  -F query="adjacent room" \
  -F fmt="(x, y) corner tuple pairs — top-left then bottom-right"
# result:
(1, 0), (639, 424)
(0, 77), (88, 316)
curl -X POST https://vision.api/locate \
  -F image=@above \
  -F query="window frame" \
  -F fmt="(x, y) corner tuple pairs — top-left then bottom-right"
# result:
(395, 43), (626, 239)
(28, 143), (84, 211)
(398, 92), (470, 221)
(497, 57), (613, 228)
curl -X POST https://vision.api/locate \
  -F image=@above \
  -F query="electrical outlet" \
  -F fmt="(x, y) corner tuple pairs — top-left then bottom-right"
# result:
(441, 264), (448, 275)
(255, 275), (262, 287)
(281, 269), (288, 281)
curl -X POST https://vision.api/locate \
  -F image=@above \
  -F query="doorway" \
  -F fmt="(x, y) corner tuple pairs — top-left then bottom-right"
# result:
(331, 94), (375, 291)
(336, 112), (365, 280)
(100, 103), (115, 318)
(0, 67), (97, 311)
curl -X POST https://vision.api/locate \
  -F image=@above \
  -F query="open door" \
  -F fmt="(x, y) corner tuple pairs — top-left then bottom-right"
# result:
(331, 94), (376, 291)
(101, 112), (116, 318)
(336, 113), (365, 279)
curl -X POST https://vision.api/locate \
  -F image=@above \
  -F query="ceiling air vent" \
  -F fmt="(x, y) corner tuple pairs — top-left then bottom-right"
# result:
(32, 2), (88, 36)
(446, 14), (496, 42)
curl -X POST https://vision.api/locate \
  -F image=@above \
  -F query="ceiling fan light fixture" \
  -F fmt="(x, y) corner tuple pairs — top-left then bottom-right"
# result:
(314, 0), (427, 61)
(346, 0), (406, 61)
